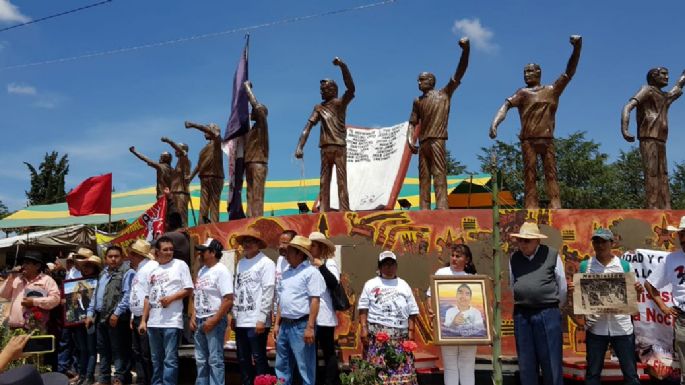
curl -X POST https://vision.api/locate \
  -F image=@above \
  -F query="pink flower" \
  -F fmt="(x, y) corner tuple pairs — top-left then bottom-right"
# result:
(375, 331), (390, 344)
(401, 340), (418, 353)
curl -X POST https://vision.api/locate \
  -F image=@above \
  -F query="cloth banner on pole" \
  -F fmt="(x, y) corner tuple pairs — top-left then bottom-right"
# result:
(106, 196), (167, 253)
(623, 249), (679, 380)
(329, 122), (412, 211)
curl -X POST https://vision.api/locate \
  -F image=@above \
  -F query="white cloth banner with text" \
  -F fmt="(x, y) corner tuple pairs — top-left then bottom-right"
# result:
(622, 249), (678, 379)
(330, 122), (409, 211)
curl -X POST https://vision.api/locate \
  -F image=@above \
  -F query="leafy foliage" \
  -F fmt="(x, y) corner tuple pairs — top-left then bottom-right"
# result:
(671, 160), (685, 209)
(478, 132), (648, 209)
(445, 149), (468, 176)
(0, 200), (8, 219)
(24, 151), (69, 205)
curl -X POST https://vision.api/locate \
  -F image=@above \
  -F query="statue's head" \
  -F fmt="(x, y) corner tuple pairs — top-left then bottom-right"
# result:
(251, 103), (268, 122)
(320, 79), (338, 101)
(176, 143), (188, 157)
(159, 152), (172, 164)
(206, 123), (220, 140)
(523, 63), (542, 86)
(417, 72), (436, 92)
(647, 67), (669, 88)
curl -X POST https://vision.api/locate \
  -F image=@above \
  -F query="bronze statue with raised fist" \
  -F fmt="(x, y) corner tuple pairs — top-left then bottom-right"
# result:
(186, 121), (224, 224)
(129, 146), (174, 199)
(161, 136), (191, 225)
(243, 81), (269, 218)
(295, 57), (355, 212)
(622, 68), (685, 209)
(407, 37), (470, 210)
(489, 35), (582, 209)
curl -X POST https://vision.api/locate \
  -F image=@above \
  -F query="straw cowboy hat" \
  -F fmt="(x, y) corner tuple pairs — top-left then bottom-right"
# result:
(75, 247), (95, 260)
(235, 229), (267, 249)
(667, 216), (685, 232)
(309, 232), (335, 254)
(510, 222), (548, 239)
(287, 235), (313, 259)
(128, 239), (154, 259)
(75, 252), (102, 268)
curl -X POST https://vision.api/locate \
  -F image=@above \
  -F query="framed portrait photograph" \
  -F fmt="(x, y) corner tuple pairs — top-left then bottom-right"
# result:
(572, 272), (638, 315)
(63, 277), (97, 326)
(430, 275), (493, 345)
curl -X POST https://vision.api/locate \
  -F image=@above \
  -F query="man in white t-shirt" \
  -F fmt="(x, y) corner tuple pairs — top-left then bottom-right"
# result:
(274, 236), (326, 385)
(191, 238), (233, 385)
(274, 230), (297, 314)
(571, 228), (641, 385)
(138, 236), (193, 385)
(127, 239), (158, 385)
(646, 216), (685, 385)
(233, 230), (275, 385)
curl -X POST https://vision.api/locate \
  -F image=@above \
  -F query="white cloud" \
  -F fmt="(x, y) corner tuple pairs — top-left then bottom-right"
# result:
(452, 18), (498, 53)
(0, 0), (29, 23)
(34, 93), (67, 109)
(7, 82), (36, 95)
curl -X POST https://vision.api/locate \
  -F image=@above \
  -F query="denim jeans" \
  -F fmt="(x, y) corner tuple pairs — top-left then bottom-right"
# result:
(132, 316), (153, 385)
(585, 331), (640, 385)
(275, 319), (316, 385)
(194, 317), (227, 385)
(57, 327), (75, 374)
(513, 306), (563, 385)
(148, 327), (181, 385)
(235, 326), (271, 385)
(73, 326), (97, 379)
(96, 313), (132, 383)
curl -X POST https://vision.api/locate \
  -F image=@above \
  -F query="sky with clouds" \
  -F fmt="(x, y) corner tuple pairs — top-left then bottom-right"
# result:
(1, 0), (684, 211)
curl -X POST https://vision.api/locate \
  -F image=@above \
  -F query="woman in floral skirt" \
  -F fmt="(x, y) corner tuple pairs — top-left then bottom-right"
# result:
(358, 251), (420, 385)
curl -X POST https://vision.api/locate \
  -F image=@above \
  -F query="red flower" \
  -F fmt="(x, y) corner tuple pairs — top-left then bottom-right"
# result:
(401, 340), (418, 353)
(254, 374), (278, 385)
(32, 310), (43, 321)
(375, 331), (390, 343)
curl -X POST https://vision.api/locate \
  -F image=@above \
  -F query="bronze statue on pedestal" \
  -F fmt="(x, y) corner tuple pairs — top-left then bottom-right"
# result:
(621, 68), (685, 209)
(129, 147), (174, 199)
(295, 57), (355, 212)
(243, 81), (269, 218)
(186, 121), (224, 224)
(161, 137), (192, 226)
(407, 37), (470, 210)
(489, 35), (582, 209)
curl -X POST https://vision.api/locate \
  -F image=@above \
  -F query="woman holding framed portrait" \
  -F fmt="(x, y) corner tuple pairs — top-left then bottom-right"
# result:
(358, 251), (420, 385)
(426, 244), (479, 385)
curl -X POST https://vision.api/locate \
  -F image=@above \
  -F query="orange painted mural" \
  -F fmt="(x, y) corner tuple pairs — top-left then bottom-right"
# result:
(188, 209), (685, 369)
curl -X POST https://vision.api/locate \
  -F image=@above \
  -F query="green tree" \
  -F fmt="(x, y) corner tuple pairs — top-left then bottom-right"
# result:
(605, 148), (644, 208)
(445, 149), (468, 175)
(478, 140), (525, 206)
(24, 151), (70, 205)
(671, 161), (685, 209)
(0, 200), (8, 219)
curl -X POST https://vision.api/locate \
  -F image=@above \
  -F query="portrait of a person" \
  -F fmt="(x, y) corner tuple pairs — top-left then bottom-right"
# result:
(442, 284), (485, 337)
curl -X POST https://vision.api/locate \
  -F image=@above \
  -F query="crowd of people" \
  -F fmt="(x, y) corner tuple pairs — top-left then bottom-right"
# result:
(4, 216), (685, 385)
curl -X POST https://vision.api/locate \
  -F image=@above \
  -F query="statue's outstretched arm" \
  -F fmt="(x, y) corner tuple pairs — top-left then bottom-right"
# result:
(621, 99), (637, 143)
(129, 146), (158, 169)
(564, 35), (582, 79)
(489, 101), (512, 139)
(161, 137), (187, 157)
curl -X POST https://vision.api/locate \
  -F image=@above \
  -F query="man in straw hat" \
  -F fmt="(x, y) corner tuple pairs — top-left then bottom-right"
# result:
(646, 215), (685, 385)
(127, 239), (158, 385)
(233, 229), (275, 385)
(0, 250), (60, 330)
(308, 232), (341, 385)
(85, 246), (135, 385)
(571, 228), (642, 385)
(274, 236), (326, 385)
(508, 222), (567, 385)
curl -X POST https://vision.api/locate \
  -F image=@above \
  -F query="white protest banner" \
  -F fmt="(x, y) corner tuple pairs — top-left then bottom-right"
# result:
(329, 122), (411, 211)
(622, 249), (678, 380)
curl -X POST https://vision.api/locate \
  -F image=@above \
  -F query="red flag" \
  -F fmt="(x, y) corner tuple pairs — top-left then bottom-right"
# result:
(66, 173), (112, 216)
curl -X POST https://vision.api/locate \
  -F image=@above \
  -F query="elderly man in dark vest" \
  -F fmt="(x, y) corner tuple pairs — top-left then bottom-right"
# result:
(508, 222), (568, 385)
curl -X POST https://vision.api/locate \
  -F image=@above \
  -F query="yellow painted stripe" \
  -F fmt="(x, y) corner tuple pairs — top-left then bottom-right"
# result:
(7, 203), (156, 220)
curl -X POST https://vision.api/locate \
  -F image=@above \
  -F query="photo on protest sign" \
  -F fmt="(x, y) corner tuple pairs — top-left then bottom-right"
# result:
(63, 277), (97, 326)
(430, 275), (493, 345)
(572, 272), (638, 315)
